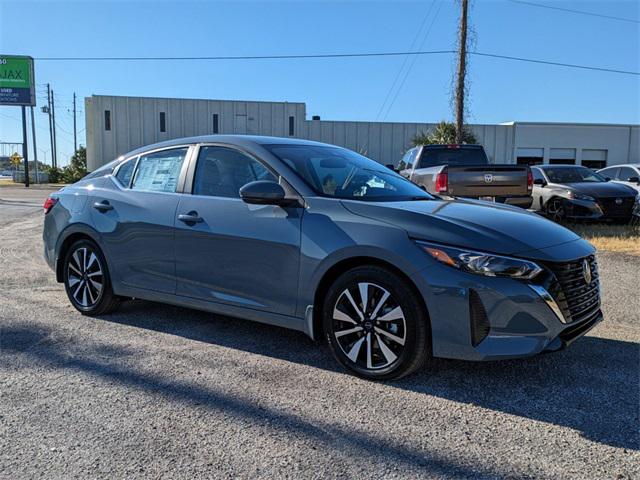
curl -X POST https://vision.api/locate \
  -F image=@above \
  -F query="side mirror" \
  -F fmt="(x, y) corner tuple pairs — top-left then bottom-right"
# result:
(533, 178), (546, 186)
(628, 176), (640, 185)
(239, 180), (297, 206)
(386, 164), (396, 171)
(604, 177), (611, 182)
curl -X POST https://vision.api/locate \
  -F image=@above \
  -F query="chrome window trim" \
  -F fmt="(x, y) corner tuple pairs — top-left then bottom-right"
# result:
(528, 284), (568, 324)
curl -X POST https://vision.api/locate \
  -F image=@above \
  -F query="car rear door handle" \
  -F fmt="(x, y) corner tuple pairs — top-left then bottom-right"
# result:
(93, 201), (113, 212)
(178, 212), (203, 224)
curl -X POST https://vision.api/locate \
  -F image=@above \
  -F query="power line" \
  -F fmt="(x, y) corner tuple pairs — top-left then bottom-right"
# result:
(31, 50), (639, 75)
(34, 51), (456, 61)
(470, 51), (638, 75)
(506, 0), (640, 24)
(382, 1), (444, 120)
(375, 1), (437, 121)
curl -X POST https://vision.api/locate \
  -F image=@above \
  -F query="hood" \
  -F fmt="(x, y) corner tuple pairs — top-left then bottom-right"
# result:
(564, 182), (637, 198)
(341, 198), (589, 260)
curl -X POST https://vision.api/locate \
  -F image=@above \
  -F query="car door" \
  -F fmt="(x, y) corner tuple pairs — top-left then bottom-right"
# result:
(531, 167), (548, 210)
(90, 146), (191, 294)
(173, 145), (302, 316)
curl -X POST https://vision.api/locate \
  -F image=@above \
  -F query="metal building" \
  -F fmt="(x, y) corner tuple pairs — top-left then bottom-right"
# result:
(85, 95), (639, 171)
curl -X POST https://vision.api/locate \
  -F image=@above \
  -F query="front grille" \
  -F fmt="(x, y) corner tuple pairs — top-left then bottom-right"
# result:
(544, 255), (600, 323)
(598, 197), (635, 218)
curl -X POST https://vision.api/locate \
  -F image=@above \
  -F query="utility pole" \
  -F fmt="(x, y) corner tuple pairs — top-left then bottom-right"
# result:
(46, 84), (55, 168)
(455, 0), (469, 144)
(72, 92), (77, 152)
(51, 89), (58, 168)
(30, 106), (39, 184)
(21, 106), (30, 188)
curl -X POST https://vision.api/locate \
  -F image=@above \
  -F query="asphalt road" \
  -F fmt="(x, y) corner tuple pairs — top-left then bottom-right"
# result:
(0, 186), (638, 479)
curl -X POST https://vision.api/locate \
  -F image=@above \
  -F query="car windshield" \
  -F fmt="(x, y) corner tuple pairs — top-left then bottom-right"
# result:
(265, 144), (434, 201)
(544, 166), (607, 184)
(419, 147), (488, 168)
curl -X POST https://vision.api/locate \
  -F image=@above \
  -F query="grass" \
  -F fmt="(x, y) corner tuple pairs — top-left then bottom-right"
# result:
(565, 222), (640, 256)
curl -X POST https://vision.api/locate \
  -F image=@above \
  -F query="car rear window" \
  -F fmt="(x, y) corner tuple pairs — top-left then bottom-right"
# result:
(419, 148), (488, 168)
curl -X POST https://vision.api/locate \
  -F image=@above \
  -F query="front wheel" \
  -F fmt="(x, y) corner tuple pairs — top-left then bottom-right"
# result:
(545, 198), (566, 222)
(63, 239), (120, 315)
(323, 266), (430, 380)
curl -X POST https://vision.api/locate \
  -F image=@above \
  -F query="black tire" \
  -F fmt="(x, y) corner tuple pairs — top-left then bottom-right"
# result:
(63, 239), (120, 316)
(545, 197), (566, 223)
(323, 266), (430, 381)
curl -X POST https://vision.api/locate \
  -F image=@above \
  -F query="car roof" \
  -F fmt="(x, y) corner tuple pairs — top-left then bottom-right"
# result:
(422, 144), (484, 149)
(122, 135), (331, 158)
(600, 163), (640, 168)
(537, 164), (587, 169)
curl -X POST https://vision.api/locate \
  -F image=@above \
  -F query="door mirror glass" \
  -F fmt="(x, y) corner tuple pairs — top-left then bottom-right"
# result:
(240, 180), (293, 206)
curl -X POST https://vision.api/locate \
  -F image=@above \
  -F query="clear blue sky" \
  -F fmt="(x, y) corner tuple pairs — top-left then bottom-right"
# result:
(1, 0), (638, 166)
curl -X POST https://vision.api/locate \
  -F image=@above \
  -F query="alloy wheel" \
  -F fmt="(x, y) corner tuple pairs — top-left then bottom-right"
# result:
(332, 282), (406, 370)
(547, 199), (565, 222)
(67, 246), (104, 308)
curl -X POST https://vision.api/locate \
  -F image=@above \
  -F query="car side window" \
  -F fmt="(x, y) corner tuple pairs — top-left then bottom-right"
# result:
(131, 148), (188, 193)
(617, 167), (636, 181)
(600, 167), (618, 180)
(532, 168), (545, 182)
(114, 157), (136, 187)
(397, 149), (416, 171)
(193, 146), (276, 198)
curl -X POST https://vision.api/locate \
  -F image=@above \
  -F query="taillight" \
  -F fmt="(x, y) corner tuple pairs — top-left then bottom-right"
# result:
(435, 170), (448, 193)
(43, 197), (58, 214)
(527, 169), (533, 192)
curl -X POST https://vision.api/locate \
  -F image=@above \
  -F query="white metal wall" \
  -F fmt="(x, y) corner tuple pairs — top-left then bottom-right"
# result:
(86, 95), (639, 171)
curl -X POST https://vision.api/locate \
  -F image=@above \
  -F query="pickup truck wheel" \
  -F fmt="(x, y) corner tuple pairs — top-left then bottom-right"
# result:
(323, 266), (429, 381)
(545, 198), (565, 222)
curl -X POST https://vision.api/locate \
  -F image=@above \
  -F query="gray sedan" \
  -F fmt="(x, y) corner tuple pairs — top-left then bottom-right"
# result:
(43, 136), (602, 380)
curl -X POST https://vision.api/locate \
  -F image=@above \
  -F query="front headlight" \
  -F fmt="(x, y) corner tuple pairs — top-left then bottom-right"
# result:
(416, 241), (543, 280)
(567, 191), (595, 202)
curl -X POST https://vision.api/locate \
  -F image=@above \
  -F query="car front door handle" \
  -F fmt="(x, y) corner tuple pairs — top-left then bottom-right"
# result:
(178, 212), (204, 224)
(93, 201), (113, 212)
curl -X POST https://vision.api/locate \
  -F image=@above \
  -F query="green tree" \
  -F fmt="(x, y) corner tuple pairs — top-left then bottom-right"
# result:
(61, 146), (87, 183)
(45, 165), (63, 184)
(412, 121), (478, 146)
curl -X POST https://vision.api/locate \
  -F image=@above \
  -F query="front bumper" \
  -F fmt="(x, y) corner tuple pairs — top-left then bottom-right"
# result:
(410, 256), (602, 361)
(562, 197), (635, 221)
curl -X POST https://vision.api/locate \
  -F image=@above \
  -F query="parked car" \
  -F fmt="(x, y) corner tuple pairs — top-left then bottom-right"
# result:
(44, 136), (602, 380)
(531, 165), (637, 222)
(396, 144), (533, 209)
(597, 163), (640, 194)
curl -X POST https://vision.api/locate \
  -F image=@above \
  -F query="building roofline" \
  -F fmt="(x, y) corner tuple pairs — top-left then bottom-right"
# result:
(500, 121), (639, 128)
(87, 94), (306, 105)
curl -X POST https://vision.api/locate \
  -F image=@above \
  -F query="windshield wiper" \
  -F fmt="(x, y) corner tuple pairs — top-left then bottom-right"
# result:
(408, 196), (432, 201)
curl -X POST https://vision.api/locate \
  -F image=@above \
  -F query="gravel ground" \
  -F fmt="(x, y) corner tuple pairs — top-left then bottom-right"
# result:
(0, 186), (638, 479)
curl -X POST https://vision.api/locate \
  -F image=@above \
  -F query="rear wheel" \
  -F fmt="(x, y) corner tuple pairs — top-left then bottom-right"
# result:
(323, 266), (429, 380)
(63, 239), (120, 315)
